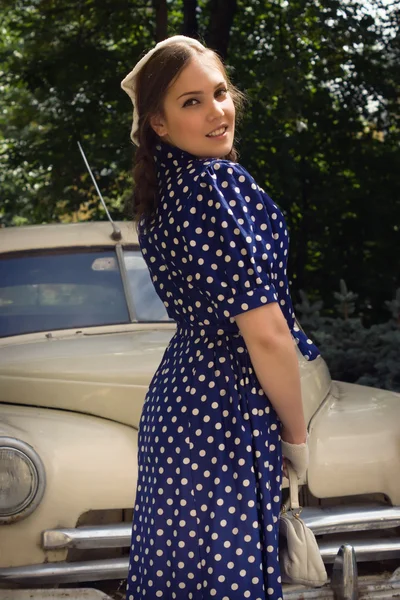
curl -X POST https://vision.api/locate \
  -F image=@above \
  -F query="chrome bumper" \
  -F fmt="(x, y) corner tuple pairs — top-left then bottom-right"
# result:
(1, 539), (400, 585)
(0, 558), (128, 585)
(41, 504), (400, 552)
(43, 523), (129, 550)
(302, 504), (400, 534)
(0, 559), (399, 600)
(0, 504), (399, 586)
(39, 503), (400, 551)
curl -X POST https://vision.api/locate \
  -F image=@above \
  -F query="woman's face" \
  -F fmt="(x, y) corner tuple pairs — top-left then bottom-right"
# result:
(151, 54), (236, 158)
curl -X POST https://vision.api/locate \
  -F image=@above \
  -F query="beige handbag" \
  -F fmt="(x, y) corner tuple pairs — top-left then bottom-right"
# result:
(279, 464), (328, 586)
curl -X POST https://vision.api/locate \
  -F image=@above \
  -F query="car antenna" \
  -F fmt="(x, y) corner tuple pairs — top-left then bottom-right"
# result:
(77, 141), (122, 241)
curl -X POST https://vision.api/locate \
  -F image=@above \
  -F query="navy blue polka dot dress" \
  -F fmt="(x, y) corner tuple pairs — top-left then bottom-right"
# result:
(126, 141), (320, 600)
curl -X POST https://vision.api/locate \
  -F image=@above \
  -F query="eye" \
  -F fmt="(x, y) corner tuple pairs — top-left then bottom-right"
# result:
(182, 88), (229, 108)
(183, 98), (199, 108)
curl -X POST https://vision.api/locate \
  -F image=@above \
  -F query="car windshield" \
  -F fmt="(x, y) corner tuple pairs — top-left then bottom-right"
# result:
(123, 251), (171, 322)
(0, 248), (171, 338)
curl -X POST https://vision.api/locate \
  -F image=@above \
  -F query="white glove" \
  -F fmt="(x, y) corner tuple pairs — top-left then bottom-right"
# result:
(281, 434), (309, 479)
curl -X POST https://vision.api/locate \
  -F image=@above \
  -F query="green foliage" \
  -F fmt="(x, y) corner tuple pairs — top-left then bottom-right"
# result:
(297, 285), (400, 392)
(228, 0), (400, 325)
(0, 0), (153, 224)
(295, 289), (323, 319)
(0, 0), (399, 324)
(333, 279), (358, 318)
(384, 288), (400, 323)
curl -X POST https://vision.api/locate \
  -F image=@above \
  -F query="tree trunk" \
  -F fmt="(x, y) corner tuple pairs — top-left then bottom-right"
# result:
(205, 0), (237, 60)
(152, 0), (168, 42)
(183, 0), (198, 38)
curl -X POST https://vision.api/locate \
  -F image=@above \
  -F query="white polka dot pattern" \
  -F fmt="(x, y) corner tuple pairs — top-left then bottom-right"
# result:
(182, 161), (280, 320)
(125, 141), (320, 599)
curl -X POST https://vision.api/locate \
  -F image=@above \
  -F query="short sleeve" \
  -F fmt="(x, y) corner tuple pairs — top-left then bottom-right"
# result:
(183, 160), (279, 320)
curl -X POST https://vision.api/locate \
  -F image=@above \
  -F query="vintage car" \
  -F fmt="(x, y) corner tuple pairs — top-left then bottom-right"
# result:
(0, 220), (399, 600)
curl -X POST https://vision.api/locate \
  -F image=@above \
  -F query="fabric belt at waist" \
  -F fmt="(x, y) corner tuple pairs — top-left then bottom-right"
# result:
(175, 322), (241, 337)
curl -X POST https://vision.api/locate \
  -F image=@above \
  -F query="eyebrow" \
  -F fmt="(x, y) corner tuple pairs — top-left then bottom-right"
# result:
(176, 81), (227, 100)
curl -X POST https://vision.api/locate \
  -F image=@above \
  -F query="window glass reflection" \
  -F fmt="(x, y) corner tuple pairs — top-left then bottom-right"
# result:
(123, 251), (172, 322)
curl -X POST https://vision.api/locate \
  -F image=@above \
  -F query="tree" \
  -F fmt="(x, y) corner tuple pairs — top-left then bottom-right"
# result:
(1, 0), (399, 323)
(227, 0), (400, 322)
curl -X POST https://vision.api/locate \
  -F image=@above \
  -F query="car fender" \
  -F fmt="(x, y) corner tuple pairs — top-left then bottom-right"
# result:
(0, 404), (138, 568)
(307, 380), (400, 504)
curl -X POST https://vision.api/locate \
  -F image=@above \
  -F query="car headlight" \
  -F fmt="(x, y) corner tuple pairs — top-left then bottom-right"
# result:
(0, 437), (46, 523)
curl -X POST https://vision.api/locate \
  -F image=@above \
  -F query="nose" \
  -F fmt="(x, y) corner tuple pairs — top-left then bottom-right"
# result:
(207, 98), (225, 120)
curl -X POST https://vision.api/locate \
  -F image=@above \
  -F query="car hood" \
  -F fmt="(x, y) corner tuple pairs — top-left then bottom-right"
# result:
(0, 327), (176, 428)
(0, 326), (330, 429)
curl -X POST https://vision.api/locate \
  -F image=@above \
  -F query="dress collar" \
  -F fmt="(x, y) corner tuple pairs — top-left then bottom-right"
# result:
(152, 140), (221, 166)
(153, 140), (198, 165)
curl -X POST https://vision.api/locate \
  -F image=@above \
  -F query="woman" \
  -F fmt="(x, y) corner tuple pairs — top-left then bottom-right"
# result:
(121, 35), (320, 600)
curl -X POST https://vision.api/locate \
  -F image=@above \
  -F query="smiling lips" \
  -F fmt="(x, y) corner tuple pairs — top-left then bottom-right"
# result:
(206, 125), (228, 137)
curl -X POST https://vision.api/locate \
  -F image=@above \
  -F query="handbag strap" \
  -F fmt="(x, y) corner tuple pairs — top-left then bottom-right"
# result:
(287, 463), (300, 510)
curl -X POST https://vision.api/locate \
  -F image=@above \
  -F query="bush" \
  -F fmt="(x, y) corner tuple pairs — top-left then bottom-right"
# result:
(296, 281), (400, 392)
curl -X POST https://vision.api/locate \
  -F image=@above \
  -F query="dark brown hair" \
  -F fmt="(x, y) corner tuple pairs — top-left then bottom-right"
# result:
(128, 41), (246, 232)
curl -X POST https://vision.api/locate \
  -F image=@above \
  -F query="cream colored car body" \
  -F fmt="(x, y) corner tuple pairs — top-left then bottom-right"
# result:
(0, 222), (399, 587)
